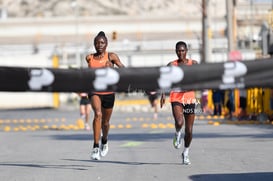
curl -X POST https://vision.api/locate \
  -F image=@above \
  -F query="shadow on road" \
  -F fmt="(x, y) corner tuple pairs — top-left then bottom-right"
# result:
(49, 131), (273, 142)
(0, 162), (92, 170)
(189, 172), (273, 181)
(62, 158), (180, 166)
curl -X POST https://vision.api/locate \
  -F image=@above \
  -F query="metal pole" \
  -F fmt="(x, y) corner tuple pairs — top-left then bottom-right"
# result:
(72, 0), (81, 67)
(250, 0), (254, 49)
(226, 0), (234, 52)
(261, 22), (269, 56)
(202, 0), (210, 63)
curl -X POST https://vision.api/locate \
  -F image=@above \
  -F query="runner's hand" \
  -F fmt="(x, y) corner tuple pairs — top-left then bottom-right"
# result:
(105, 61), (114, 67)
(160, 93), (165, 108)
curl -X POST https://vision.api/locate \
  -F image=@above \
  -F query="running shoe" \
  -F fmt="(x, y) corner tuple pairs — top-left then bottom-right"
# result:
(182, 153), (191, 165)
(85, 123), (91, 131)
(90, 147), (100, 160)
(153, 113), (158, 120)
(173, 131), (182, 149)
(100, 143), (109, 157)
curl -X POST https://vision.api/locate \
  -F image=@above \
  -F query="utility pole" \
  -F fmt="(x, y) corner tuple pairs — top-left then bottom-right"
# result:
(226, 0), (234, 52)
(201, 0), (211, 63)
(250, 0), (254, 49)
(71, 0), (81, 67)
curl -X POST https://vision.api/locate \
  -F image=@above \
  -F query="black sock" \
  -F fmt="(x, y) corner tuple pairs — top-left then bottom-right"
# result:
(93, 143), (99, 148)
(101, 138), (108, 145)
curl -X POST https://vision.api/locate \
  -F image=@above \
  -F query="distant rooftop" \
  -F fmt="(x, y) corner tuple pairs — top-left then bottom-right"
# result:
(0, 0), (271, 20)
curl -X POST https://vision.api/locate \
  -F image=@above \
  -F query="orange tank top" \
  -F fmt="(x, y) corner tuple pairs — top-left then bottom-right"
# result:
(169, 59), (195, 104)
(87, 52), (114, 95)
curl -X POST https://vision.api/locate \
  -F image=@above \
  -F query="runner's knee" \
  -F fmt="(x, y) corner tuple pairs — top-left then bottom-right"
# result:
(94, 111), (102, 120)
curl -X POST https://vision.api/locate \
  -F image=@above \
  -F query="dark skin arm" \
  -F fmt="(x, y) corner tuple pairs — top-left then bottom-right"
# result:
(85, 54), (91, 64)
(192, 60), (198, 64)
(108, 52), (125, 68)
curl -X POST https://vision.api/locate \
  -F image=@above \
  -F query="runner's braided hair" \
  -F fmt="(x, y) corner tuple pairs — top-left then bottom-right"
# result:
(94, 31), (108, 44)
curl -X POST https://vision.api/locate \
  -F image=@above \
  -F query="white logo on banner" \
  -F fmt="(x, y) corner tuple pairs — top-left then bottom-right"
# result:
(220, 62), (247, 89)
(93, 68), (120, 90)
(28, 69), (54, 90)
(158, 66), (184, 89)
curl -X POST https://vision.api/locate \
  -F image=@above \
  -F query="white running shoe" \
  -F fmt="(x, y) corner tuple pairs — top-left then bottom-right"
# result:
(100, 143), (109, 157)
(173, 131), (182, 149)
(153, 113), (158, 120)
(90, 147), (100, 160)
(182, 153), (191, 165)
(85, 123), (91, 131)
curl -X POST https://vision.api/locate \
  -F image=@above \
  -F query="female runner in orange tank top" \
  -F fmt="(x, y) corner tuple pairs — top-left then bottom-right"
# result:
(86, 31), (125, 160)
(161, 41), (198, 165)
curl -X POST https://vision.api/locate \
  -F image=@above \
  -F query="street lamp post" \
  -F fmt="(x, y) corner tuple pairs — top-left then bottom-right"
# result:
(202, 0), (212, 63)
(226, 0), (234, 52)
(71, 0), (81, 67)
(250, 0), (254, 49)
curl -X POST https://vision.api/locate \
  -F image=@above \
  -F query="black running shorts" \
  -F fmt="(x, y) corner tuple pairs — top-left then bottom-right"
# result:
(89, 93), (115, 109)
(80, 97), (90, 105)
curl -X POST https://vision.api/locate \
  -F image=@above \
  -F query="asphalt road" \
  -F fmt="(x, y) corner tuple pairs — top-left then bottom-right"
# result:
(1, 108), (273, 181)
